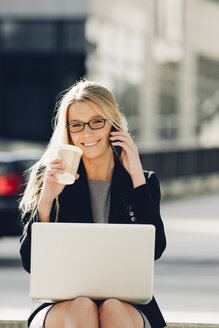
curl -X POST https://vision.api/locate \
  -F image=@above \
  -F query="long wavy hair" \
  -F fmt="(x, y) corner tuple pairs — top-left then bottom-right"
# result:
(19, 79), (128, 222)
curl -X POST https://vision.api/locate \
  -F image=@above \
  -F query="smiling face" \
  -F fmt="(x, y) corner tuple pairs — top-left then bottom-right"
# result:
(67, 101), (113, 161)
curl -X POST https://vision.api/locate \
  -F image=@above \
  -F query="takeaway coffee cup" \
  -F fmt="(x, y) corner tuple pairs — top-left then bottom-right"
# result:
(56, 145), (83, 185)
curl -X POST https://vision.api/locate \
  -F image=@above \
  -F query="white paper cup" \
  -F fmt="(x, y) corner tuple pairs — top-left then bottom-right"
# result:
(56, 145), (83, 185)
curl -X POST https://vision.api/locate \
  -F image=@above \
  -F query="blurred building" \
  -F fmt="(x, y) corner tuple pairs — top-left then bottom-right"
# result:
(1, 0), (219, 149)
(86, 0), (219, 149)
(0, 0), (88, 141)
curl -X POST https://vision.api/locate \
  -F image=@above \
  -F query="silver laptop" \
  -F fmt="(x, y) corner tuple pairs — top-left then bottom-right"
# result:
(30, 222), (155, 305)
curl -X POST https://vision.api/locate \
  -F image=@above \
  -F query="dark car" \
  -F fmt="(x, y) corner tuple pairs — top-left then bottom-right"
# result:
(0, 148), (43, 237)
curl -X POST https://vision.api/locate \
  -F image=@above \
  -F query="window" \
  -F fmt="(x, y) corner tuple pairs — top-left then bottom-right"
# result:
(0, 20), (86, 53)
(155, 0), (183, 42)
(63, 22), (86, 53)
(205, 0), (219, 3)
(196, 56), (219, 134)
(114, 81), (140, 138)
(0, 19), (86, 141)
(157, 62), (179, 139)
(0, 21), (55, 52)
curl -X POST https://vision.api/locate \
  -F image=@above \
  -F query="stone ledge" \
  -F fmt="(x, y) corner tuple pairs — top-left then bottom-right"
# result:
(0, 322), (27, 328)
(0, 321), (219, 328)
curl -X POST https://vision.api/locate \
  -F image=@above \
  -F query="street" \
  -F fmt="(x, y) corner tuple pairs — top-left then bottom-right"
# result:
(0, 192), (218, 323)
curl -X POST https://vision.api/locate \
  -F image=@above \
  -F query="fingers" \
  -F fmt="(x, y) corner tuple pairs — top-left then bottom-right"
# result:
(48, 157), (63, 165)
(110, 131), (135, 145)
(110, 141), (129, 153)
(110, 134), (133, 145)
(45, 157), (80, 182)
(44, 176), (58, 182)
(47, 169), (64, 178)
(110, 133), (137, 151)
(45, 158), (65, 180)
(47, 167), (64, 177)
(50, 163), (65, 170)
(110, 131), (132, 139)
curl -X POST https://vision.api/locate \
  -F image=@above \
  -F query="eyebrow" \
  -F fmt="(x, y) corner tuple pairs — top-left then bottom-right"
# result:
(69, 115), (104, 123)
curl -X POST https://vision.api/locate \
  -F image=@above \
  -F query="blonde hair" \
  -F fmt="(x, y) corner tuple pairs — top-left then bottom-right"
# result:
(19, 79), (128, 221)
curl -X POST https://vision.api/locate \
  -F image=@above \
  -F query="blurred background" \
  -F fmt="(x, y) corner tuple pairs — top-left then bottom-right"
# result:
(0, 0), (218, 324)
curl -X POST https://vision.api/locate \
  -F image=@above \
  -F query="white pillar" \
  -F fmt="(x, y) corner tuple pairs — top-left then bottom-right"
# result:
(138, 0), (158, 144)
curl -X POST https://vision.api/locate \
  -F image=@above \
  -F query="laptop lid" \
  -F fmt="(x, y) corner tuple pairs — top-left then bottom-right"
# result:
(30, 222), (155, 305)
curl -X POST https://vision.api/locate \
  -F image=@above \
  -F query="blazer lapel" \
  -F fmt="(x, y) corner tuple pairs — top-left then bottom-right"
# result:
(75, 159), (94, 223)
(59, 155), (133, 224)
(108, 156), (133, 223)
(59, 159), (94, 223)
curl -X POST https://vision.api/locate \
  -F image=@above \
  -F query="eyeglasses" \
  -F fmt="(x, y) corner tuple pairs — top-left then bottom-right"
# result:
(66, 118), (108, 133)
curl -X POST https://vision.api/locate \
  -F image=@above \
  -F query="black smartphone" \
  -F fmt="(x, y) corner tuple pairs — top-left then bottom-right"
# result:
(110, 126), (122, 157)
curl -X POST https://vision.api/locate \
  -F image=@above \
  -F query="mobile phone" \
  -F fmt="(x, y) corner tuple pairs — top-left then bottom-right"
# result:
(110, 126), (122, 157)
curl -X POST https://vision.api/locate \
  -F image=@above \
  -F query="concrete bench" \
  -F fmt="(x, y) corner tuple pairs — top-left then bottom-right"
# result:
(167, 325), (219, 328)
(0, 322), (26, 328)
(0, 320), (219, 328)
(0, 310), (218, 328)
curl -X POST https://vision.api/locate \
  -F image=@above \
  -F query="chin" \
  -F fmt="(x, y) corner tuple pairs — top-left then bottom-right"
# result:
(83, 146), (112, 161)
(82, 151), (104, 160)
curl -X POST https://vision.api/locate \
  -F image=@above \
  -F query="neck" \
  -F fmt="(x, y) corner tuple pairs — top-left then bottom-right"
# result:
(83, 149), (115, 182)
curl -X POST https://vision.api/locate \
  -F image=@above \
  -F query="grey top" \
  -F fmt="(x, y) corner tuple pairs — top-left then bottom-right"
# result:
(88, 179), (111, 223)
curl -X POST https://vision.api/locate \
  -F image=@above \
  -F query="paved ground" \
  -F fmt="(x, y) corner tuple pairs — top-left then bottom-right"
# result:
(0, 192), (218, 323)
(161, 192), (219, 219)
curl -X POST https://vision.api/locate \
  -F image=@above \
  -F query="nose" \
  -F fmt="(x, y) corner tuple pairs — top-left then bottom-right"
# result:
(83, 123), (94, 137)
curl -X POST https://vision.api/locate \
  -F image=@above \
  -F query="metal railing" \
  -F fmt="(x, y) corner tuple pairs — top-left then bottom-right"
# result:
(140, 147), (219, 180)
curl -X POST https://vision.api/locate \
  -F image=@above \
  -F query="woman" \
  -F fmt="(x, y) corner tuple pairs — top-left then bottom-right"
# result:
(19, 79), (167, 328)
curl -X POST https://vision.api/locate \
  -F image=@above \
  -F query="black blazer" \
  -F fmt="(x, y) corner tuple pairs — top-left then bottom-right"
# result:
(20, 155), (167, 328)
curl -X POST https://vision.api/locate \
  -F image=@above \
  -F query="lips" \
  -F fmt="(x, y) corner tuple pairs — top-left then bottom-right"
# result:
(81, 139), (101, 147)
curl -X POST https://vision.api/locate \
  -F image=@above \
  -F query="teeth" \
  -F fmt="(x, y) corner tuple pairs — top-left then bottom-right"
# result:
(84, 141), (98, 146)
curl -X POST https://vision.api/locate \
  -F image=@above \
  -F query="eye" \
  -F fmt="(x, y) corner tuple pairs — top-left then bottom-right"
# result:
(71, 122), (83, 128)
(92, 119), (104, 124)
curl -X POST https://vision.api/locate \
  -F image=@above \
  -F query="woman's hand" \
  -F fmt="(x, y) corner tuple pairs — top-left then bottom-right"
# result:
(37, 158), (79, 222)
(110, 131), (146, 188)
(40, 157), (79, 205)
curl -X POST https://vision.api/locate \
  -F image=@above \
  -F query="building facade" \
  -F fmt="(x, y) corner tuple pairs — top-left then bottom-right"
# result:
(86, 0), (219, 150)
(1, 0), (219, 148)
(0, 0), (88, 141)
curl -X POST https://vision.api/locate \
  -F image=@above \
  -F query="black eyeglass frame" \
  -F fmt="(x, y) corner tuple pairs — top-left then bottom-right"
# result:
(66, 118), (108, 133)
